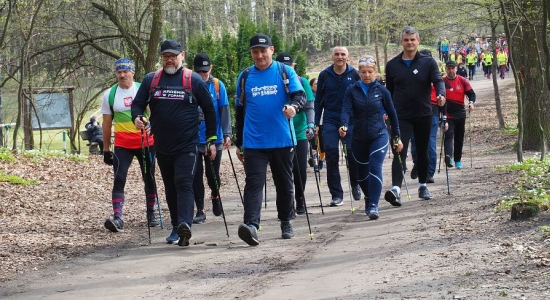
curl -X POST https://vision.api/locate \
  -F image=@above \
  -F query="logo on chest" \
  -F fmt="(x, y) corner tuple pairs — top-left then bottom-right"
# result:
(124, 96), (133, 107)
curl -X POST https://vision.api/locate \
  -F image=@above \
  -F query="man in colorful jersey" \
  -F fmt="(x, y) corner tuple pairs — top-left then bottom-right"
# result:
(440, 36), (450, 62)
(314, 46), (362, 207)
(102, 58), (159, 232)
(191, 53), (232, 224)
(442, 60), (476, 170)
(234, 34), (305, 246)
(384, 26), (446, 204)
(132, 39), (217, 247)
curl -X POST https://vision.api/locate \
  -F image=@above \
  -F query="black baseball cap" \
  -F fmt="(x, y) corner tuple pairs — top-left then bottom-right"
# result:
(193, 53), (211, 72)
(159, 39), (182, 55)
(446, 60), (458, 67)
(249, 33), (272, 50)
(275, 52), (293, 66)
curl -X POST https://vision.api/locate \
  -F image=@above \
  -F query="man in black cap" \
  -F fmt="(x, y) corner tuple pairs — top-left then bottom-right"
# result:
(191, 53), (232, 224)
(84, 116), (103, 152)
(132, 39), (218, 247)
(275, 52), (315, 215)
(234, 34), (306, 246)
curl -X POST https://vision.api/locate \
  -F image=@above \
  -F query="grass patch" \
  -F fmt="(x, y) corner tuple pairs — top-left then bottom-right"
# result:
(0, 148), (17, 162)
(0, 170), (38, 185)
(501, 126), (519, 135)
(496, 156), (550, 213)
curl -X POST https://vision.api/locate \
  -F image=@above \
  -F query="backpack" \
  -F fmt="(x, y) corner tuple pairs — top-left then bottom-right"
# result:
(238, 62), (289, 106)
(150, 68), (193, 94)
(108, 82), (142, 120)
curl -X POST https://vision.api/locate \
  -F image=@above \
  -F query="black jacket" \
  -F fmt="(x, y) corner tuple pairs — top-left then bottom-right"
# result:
(131, 67), (217, 155)
(385, 51), (445, 120)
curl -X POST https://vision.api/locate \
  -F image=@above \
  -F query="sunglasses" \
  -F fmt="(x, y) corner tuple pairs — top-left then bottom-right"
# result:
(196, 70), (209, 74)
(358, 57), (376, 64)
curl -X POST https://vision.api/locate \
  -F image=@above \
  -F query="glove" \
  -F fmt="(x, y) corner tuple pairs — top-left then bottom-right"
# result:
(305, 127), (314, 140)
(103, 151), (113, 165)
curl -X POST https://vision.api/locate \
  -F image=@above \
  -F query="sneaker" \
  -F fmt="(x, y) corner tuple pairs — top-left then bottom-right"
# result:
(166, 228), (179, 244)
(281, 221), (295, 239)
(296, 197), (306, 215)
(367, 204), (379, 220)
(177, 222), (192, 247)
(330, 198), (344, 207)
(104, 217), (124, 232)
(212, 196), (223, 217)
(444, 155), (454, 168)
(308, 157), (315, 168)
(455, 161), (463, 169)
(352, 185), (362, 201)
(147, 211), (160, 227)
(426, 177), (435, 184)
(410, 164), (418, 179)
(418, 186), (433, 200)
(238, 224), (260, 246)
(192, 211), (206, 224)
(384, 189), (402, 207)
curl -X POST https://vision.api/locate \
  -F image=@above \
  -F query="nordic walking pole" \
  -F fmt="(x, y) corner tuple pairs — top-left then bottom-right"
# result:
(227, 148), (244, 205)
(285, 106), (313, 240)
(396, 149), (412, 201)
(439, 114), (451, 195)
(139, 116), (152, 244)
(308, 140), (325, 215)
(468, 110), (473, 168)
(264, 178), (267, 209)
(339, 130), (355, 214)
(143, 128), (164, 229)
(206, 145), (229, 237)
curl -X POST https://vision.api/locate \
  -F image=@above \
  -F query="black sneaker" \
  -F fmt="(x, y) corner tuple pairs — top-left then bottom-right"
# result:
(104, 217), (124, 232)
(308, 157), (315, 168)
(212, 196), (223, 217)
(147, 211), (160, 227)
(410, 164), (418, 179)
(329, 198), (344, 206)
(177, 222), (192, 247)
(444, 155), (454, 168)
(384, 189), (402, 207)
(427, 177), (435, 184)
(418, 186), (433, 200)
(280, 221), (295, 239)
(352, 185), (362, 201)
(192, 211), (206, 224)
(238, 224), (259, 246)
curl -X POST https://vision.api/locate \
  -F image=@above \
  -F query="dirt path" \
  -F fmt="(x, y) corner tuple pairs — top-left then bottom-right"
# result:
(2, 77), (549, 299)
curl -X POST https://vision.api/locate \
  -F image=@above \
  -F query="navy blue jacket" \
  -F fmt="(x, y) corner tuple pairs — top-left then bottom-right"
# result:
(314, 64), (359, 126)
(385, 51), (445, 120)
(131, 67), (216, 155)
(341, 80), (399, 141)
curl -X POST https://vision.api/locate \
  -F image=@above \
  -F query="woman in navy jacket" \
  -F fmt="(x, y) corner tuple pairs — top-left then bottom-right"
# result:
(339, 56), (402, 219)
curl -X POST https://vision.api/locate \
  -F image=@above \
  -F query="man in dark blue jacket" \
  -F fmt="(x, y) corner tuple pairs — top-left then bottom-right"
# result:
(384, 26), (446, 205)
(132, 39), (218, 247)
(314, 46), (362, 207)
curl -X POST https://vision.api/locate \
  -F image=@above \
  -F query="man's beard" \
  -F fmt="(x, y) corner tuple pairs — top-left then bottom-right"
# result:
(163, 63), (182, 74)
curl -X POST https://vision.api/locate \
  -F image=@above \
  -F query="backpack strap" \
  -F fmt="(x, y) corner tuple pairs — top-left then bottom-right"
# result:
(182, 67), (193, 94)
(149, 69), (163, 90)
(108, 83), (118, 117)
(213, 77), (220, 100)
(278, 62), (290, 95)
(238, 67), (252, 105)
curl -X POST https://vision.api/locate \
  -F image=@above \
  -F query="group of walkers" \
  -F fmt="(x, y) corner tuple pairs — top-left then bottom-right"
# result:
(97, 26), (476, 247)
(438, 35), (509, 81)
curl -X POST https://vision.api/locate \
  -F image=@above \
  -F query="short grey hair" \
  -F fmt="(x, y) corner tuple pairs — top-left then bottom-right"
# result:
(399, 26), (420, 41)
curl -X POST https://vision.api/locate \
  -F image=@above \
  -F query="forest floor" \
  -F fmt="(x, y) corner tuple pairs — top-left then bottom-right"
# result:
(1, 74), (550, 299)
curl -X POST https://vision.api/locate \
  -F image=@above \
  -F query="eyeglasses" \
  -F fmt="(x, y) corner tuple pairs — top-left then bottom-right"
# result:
(358, 57), (376, 64)
(161, 54), (178, 61)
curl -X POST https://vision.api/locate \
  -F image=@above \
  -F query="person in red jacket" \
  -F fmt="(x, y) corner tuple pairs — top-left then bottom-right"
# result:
(443, 60), (476, 170)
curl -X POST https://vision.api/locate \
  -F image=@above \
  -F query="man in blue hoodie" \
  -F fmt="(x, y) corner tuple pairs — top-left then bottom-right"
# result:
(314, 46), (362, 207)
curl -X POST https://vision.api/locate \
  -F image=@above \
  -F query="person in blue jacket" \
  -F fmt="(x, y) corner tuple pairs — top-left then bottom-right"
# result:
(191, 53), (232, 224)
(339, 56), (402, 220)
(314, 46), (362, 207)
